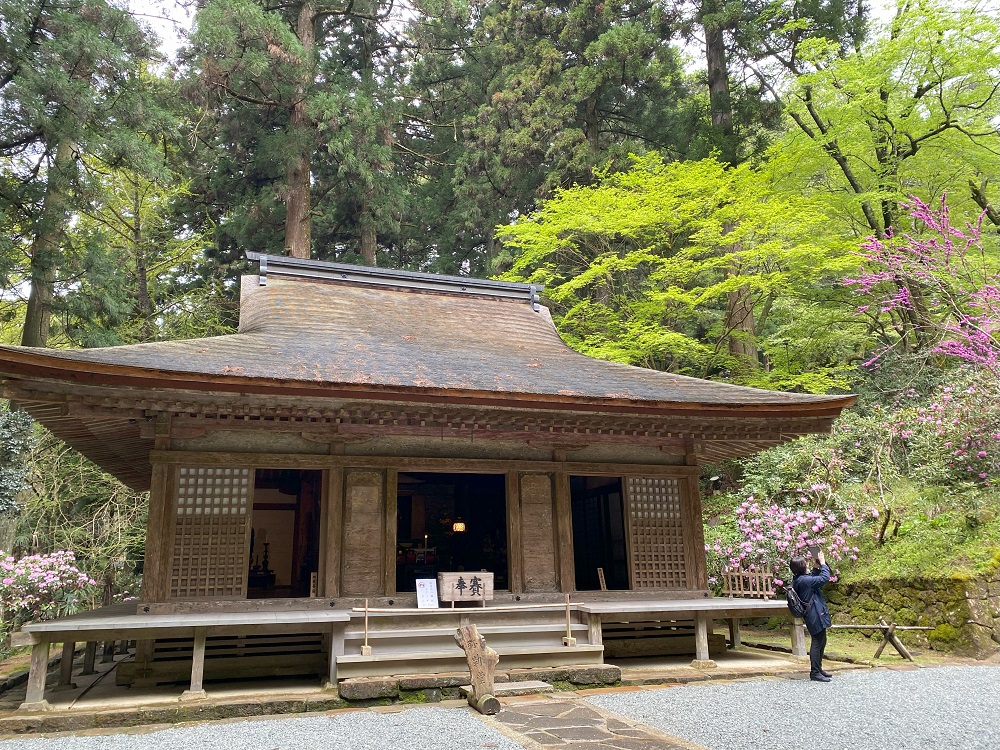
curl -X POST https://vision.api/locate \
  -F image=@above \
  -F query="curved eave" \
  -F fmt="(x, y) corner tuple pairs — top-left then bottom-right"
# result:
(0, 347), (857, 419)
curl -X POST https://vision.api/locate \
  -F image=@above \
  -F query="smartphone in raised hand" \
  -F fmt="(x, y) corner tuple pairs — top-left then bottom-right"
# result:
(806, 545), (821, 562)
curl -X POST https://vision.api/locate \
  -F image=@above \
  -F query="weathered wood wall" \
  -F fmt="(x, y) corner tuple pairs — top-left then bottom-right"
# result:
(518, 473), (558, 593)
(139, 449), (709, 604)
(341, 470), (386, 596)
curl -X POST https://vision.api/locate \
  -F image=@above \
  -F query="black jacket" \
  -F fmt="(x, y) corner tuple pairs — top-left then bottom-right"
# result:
(793, 564), (832, 636)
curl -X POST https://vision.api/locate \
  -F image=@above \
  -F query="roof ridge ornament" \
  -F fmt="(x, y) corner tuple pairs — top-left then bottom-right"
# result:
(247, 252), (544, 309)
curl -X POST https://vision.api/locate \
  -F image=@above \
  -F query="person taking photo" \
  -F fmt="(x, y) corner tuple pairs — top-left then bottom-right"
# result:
(790, 549), (833, 682)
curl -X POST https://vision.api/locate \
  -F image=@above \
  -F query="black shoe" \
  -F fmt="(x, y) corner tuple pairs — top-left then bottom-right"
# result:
(820, 670), (833, 678)
(810, 674), (831, 682)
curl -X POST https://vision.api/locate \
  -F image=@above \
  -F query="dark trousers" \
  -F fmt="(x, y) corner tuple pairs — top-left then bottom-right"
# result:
(809, 628), (828, 675)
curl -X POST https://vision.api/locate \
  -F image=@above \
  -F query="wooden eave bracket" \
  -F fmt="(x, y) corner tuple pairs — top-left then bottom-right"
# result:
(682, 440), (702, 466)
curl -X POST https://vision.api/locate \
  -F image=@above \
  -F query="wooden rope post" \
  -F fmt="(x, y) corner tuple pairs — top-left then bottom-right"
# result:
(455, 624), (500, 715)
(360, 599), (372, 656)
(875, 619), (914, 662)
(562, 594), (577, 646)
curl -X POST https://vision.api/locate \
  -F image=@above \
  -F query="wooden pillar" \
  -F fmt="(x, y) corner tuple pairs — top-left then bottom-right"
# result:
(728, 618), (742, 650)
(587, 613), (603, 647)
(791, 618), (808, 660)
(141, 461), (176, 603)
(54, 641), (76, 691)
(383, 469), (398, 597)
(82, 641), (98, 675)
(324, 622), (347, 691)
(20, 641), (50, 710)
(101, 640), (115, 663)
(182, 627), (209, 699)
(554, 471), (575, 593)
(682, 468), (709, 591)
(324, 467), (344, 598)
(505, 472), (523, 595)
(690, 612), (717, 669)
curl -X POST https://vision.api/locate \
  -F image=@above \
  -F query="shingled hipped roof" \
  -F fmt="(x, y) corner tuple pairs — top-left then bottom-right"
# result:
(0, 258), (855, 488)
(1, 264), (851, 416)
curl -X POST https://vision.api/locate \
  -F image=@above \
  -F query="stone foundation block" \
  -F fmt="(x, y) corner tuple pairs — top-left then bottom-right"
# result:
(337, 677), (399, 701)
(505, 664), (620, 685)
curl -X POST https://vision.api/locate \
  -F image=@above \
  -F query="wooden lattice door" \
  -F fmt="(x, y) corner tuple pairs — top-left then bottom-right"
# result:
(170, 467), (254, 599)
(624, 477), (687, 589)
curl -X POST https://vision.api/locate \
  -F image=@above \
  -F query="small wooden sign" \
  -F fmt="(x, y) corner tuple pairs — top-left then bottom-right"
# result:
(438, 571), (494, 607)
(416, 578), (439, 609)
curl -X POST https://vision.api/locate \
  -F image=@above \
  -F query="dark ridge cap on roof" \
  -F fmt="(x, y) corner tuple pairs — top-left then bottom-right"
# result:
(247, 252), (543, 305)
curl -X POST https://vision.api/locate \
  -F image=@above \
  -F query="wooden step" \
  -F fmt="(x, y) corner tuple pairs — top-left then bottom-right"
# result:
(344, 625), (588, 650)
(335, 644), (604, 679)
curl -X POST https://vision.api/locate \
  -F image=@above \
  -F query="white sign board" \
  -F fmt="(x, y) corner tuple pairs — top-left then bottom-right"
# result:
(415, 578), (439, 609)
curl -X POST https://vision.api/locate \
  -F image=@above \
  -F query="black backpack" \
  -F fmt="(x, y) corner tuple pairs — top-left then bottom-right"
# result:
(785, 583), (813, 618)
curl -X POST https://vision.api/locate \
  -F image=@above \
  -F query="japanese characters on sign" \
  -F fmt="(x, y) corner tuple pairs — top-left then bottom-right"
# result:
(415, 578), (439, 609)
(437, 571), (494, 604)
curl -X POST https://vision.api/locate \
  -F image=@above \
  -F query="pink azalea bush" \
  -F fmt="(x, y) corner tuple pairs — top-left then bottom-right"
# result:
(705, 492), (861, 590)
(889, 373), (1000, 487)
(0, 551), (98, 630)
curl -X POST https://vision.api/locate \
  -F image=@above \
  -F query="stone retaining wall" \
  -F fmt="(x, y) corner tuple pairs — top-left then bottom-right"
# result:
(825, 574), (1000, 658)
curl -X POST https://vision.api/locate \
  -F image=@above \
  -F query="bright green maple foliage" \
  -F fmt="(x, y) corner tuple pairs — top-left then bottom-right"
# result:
(499, 153), (856, 392)
(771, 0), (1000, 237)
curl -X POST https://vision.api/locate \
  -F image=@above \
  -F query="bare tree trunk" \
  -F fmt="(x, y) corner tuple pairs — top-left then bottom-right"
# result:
(726, 285), (758, 362)
(21, 140), (74, 348)
(359, 198), (377, 266)
(704, 13), (736, 167)
(283, 0), (316, 260)
(585, 95), (599, 151)
(133, 182), (154, 342)
(970, 178), (1000, 227)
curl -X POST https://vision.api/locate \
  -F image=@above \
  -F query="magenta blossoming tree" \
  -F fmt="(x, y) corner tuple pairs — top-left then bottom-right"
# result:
(845, 196), (1000, 371)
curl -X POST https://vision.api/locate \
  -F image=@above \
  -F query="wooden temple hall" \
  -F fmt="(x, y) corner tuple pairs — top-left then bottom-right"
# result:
(0, 255), (854, 708)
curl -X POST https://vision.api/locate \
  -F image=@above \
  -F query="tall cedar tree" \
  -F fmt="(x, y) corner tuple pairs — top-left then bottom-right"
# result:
(0, 0), (169, 347)
(186, 0), (404, 265)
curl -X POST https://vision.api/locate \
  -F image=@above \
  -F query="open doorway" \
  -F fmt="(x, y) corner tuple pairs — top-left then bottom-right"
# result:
(248, 469), (322, 598)
(396, 472), (507, 593)
(571, 476), (629, 590)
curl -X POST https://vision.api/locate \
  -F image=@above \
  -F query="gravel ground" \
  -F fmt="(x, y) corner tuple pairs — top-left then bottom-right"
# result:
(586, 665), (1000, 750)
(0, 707), (524, 750)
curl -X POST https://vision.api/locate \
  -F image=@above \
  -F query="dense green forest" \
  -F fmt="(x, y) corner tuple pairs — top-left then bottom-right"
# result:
(0, 0), (998, 615)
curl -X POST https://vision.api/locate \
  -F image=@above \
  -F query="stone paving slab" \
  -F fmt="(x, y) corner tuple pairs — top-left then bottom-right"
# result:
(490, 698), (705, 750)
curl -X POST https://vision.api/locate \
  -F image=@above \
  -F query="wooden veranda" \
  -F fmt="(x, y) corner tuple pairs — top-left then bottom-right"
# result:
(12, 595), (806, 709)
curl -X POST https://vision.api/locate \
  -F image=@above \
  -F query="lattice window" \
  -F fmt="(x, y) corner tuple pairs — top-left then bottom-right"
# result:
(625, 477), (686, 589)
(170, 467), (252, 599)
